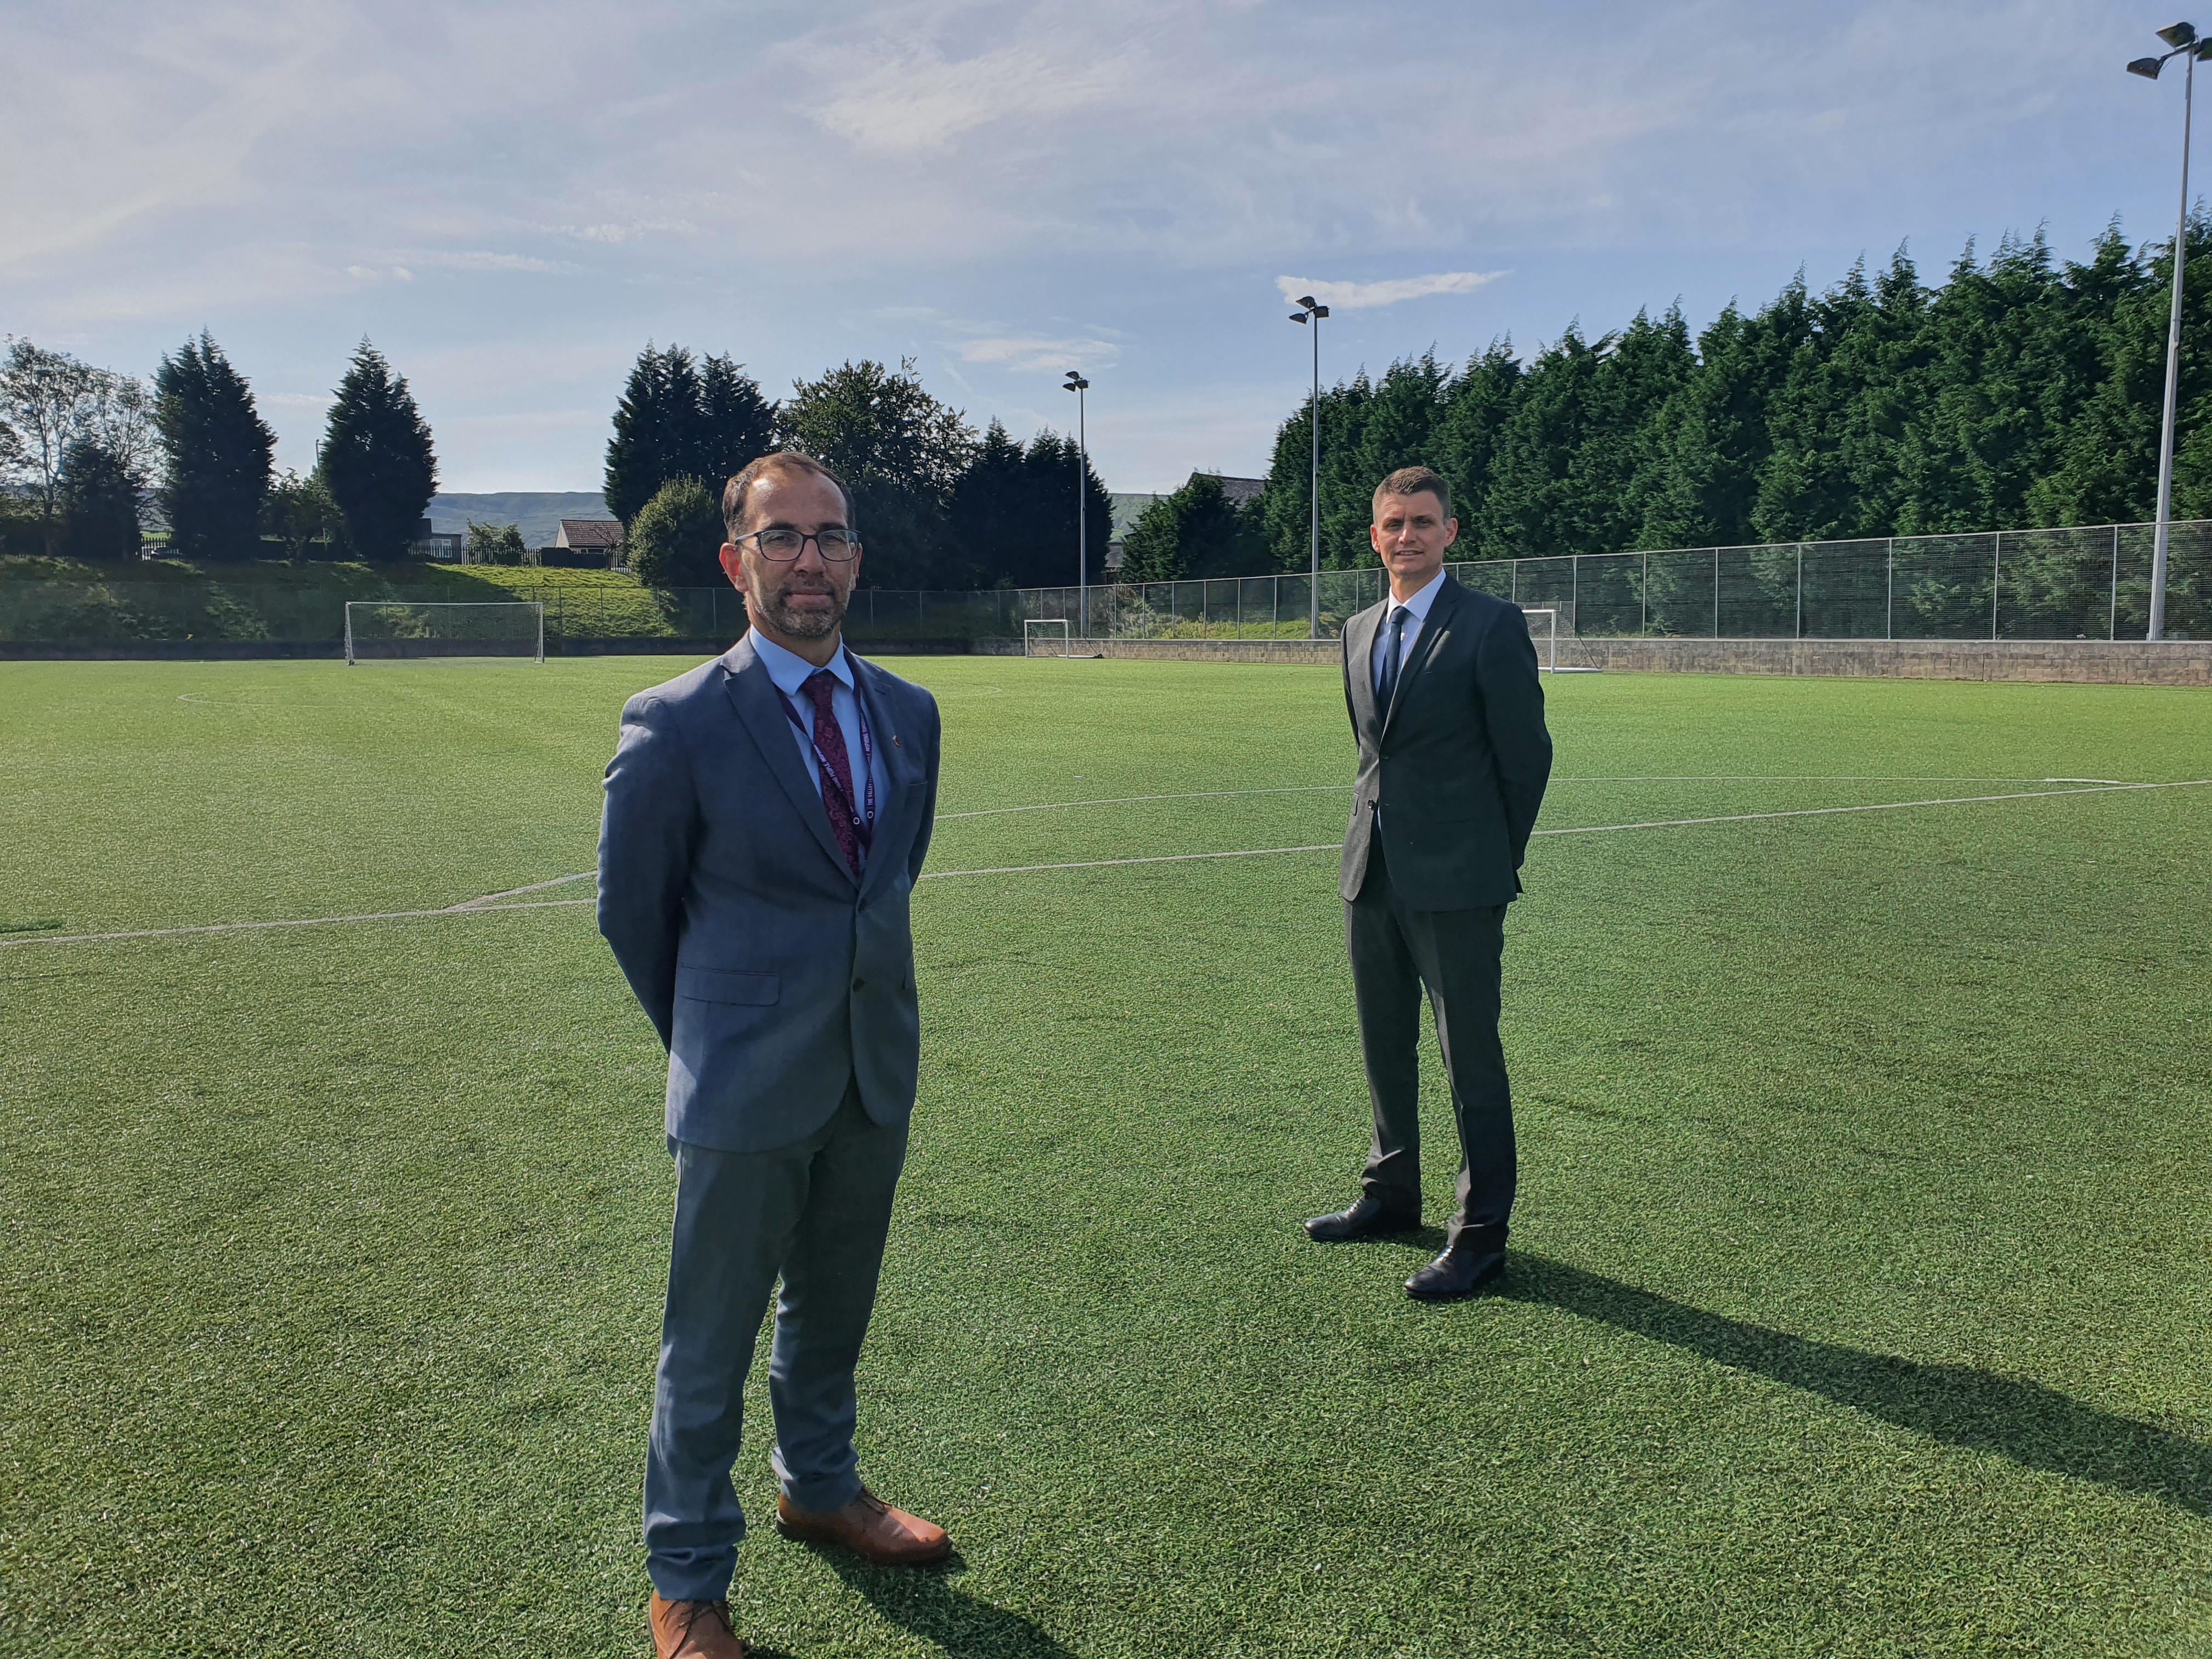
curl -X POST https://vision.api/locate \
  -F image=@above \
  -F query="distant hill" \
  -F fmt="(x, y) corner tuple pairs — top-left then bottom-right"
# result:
(429, 492), (614, 549)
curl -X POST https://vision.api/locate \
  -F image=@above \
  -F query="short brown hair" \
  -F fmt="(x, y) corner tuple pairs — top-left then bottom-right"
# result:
(723, 451), (857, 539)
(1372, 465), (1450, 523)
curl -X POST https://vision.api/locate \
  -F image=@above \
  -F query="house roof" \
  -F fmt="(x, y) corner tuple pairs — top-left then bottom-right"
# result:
(558, 518), (624, 548)
(1200, 473), (1266, 506)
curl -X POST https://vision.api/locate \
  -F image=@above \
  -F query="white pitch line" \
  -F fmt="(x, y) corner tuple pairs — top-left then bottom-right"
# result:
(452, 871), (595, 907)
(934, 775), (2076, 820)
(9, 778), (2204, 949)
(915, 778), (2212, 880)
(1527, 777), (2211, 840)
(1, 897), (595, 950)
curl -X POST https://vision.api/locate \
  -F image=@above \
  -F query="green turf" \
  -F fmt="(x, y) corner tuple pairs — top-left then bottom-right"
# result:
(1, 657), (2208, 1658)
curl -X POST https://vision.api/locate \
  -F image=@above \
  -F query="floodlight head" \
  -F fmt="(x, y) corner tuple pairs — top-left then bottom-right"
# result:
(2131, 54), (2168, 76)
(1296, 295), (1319, 309)
(2198, 39), (2212, 57)
(2157, 20), (2197, 48)
(1290, 311), (1308, 323)
(1312, 304), (1330, 319)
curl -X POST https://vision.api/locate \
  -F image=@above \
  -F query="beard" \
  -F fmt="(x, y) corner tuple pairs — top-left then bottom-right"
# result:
(756, 575), (848, 640)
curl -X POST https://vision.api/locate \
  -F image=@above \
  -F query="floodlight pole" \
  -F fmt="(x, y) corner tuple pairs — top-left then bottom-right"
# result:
(1290, 297), (1330, 637)
(1064, 370), (1091, 640)
(2131, 22), (2210, 640)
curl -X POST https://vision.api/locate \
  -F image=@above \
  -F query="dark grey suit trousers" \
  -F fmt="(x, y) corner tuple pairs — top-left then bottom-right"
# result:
(644, 1082), (909, 1603)
(1345, 839), (1515, 1239)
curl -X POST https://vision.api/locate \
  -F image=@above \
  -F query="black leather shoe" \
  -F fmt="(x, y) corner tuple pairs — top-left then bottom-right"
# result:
(1404, 1233), (1506, 1301)
(1305, 1193), (1420, 1242)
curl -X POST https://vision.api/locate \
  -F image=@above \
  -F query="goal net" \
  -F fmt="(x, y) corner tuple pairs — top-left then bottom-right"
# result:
(345, 601), (545, 664)
(1520, 607), (1558, 672)
(1024, 618), (1073, 658)
(1519, 606), (1600, 674)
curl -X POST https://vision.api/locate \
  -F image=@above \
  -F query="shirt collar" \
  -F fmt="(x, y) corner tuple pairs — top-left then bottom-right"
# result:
(1391, 567), (1448, 622)
(750, 630), (854, 698)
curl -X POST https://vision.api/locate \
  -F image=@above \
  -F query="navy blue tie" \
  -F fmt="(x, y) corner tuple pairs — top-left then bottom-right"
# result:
(1375, 605), (1410, 710)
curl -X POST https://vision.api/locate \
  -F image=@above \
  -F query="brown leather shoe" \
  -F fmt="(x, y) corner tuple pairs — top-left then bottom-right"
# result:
(650, 1593), (747, 1658)
(775, 1486), (951, 1566)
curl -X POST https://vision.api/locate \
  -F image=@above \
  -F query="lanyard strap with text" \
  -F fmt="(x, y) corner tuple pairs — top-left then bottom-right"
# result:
(775, 656), (876, 850)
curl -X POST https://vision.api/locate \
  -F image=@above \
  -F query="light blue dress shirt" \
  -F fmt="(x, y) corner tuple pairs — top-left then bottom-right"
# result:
(750, 632), (891, 865)
(1372, 566), (1448, 691)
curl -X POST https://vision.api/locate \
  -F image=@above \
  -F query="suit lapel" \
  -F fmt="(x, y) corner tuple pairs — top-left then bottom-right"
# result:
(850, 654), (920, 898)
(1380, 575), (1460, 738)
(1347, 603), (1384, 746)
(719, 637), (855, 884)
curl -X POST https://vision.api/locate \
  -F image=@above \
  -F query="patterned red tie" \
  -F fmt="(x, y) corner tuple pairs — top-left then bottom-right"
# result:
(803, 670), (863, 876)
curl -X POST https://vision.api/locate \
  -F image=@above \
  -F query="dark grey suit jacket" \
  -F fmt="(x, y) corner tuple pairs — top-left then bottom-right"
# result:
(597, 637), (942, 1153)
(1339, 573), (1553, 910)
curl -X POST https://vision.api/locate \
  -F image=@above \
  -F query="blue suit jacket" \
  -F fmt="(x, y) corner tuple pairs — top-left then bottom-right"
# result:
(596, 637), (943, 1152)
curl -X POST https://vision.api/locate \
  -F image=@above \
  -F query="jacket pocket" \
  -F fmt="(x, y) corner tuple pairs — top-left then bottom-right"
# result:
(676, 967), (781, 1005)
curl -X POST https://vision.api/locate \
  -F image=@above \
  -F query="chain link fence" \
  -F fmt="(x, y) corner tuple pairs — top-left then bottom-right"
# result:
(3, 520), (2203, 648)
(1014, 521), (2209, 644)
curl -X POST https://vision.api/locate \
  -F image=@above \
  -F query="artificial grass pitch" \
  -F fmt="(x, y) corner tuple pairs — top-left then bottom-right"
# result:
(0, 655), (2207, 1658)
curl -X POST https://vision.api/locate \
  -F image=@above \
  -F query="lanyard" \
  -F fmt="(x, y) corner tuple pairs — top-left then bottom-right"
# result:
(775, 656), (876, 850)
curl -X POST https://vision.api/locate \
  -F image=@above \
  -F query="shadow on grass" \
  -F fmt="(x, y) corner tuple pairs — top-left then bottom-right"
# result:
(1504, 1253), (2212, 1517)
(810, 1548), (1077, 1658)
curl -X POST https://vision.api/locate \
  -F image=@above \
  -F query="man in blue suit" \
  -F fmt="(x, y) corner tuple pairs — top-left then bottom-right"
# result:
(599, 452), (947, 1659)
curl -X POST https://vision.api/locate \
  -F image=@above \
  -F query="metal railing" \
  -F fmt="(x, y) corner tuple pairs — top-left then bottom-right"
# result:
(1013, 521), (2210, 644)
(2, 520), (2203, 647)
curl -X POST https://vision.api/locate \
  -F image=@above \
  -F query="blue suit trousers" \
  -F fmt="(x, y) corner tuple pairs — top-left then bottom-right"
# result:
(644, 1084), (909, 1602)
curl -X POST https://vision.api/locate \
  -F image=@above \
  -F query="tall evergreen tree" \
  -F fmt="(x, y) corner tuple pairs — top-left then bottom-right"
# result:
(949, 419), (1031, 582)
(1477, 324), (1610, 557)
(154, 332), (274, 561)
(605, 345), (700, 527)
(690, 354), (777, 492)
(1019, 430), (1112, 589)
(318, 341), (438, 561)
(1432, 341), (1522, 556)
(58, 439), (144, 560)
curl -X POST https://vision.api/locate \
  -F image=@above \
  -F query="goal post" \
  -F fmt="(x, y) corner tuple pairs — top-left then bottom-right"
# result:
(1024, 618), (1072, 658)
(344, 601), (545, 664)
(1517, 605), (1600, 673)
(1519, 607), (1558, 672)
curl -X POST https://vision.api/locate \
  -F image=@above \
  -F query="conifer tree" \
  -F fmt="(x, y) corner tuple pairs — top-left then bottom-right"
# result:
(318, 341), (438, 561)
(691, 354), (777, 493)
(154, 333), (274, 561)
(58, 439), (144, 560)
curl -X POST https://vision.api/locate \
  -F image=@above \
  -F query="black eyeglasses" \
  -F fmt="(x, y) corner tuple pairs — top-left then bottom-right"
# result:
(737, 527), (859, 562)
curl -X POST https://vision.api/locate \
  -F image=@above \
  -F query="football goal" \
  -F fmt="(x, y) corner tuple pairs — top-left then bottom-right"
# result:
(1024, 618), (1073, 658)
(1516, 606), (1597, 673)
(344, 601), (545, 664)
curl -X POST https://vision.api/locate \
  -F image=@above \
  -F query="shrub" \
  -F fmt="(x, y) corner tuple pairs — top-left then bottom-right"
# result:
(626, 477), (727, 589)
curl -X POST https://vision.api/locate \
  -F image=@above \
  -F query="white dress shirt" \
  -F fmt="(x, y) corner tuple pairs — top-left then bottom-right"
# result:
(1372, 566), (1448, 692)
(750, 631), (891, 863)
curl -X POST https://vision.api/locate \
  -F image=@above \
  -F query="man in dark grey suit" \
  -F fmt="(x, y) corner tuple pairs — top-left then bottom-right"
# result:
(599, 452), (947, 1659)
(1306, 465), (1553, 1302)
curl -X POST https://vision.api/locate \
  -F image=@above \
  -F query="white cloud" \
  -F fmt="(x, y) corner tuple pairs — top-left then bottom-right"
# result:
(951, 336), (1121, 373)
(808, 37), (1136, 155)
(1277, 273), (1508, 312)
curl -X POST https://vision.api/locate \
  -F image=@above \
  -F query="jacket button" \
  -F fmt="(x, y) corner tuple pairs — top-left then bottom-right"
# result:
(853, 979), (866, 991)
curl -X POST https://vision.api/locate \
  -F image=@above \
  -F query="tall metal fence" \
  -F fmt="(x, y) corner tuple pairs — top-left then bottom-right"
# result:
(2, 520), (2203, 648)
(1014, 520), (2210, 644)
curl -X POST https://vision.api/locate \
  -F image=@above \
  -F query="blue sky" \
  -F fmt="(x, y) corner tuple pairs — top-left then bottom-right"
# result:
(3, 1), (2198, 493)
